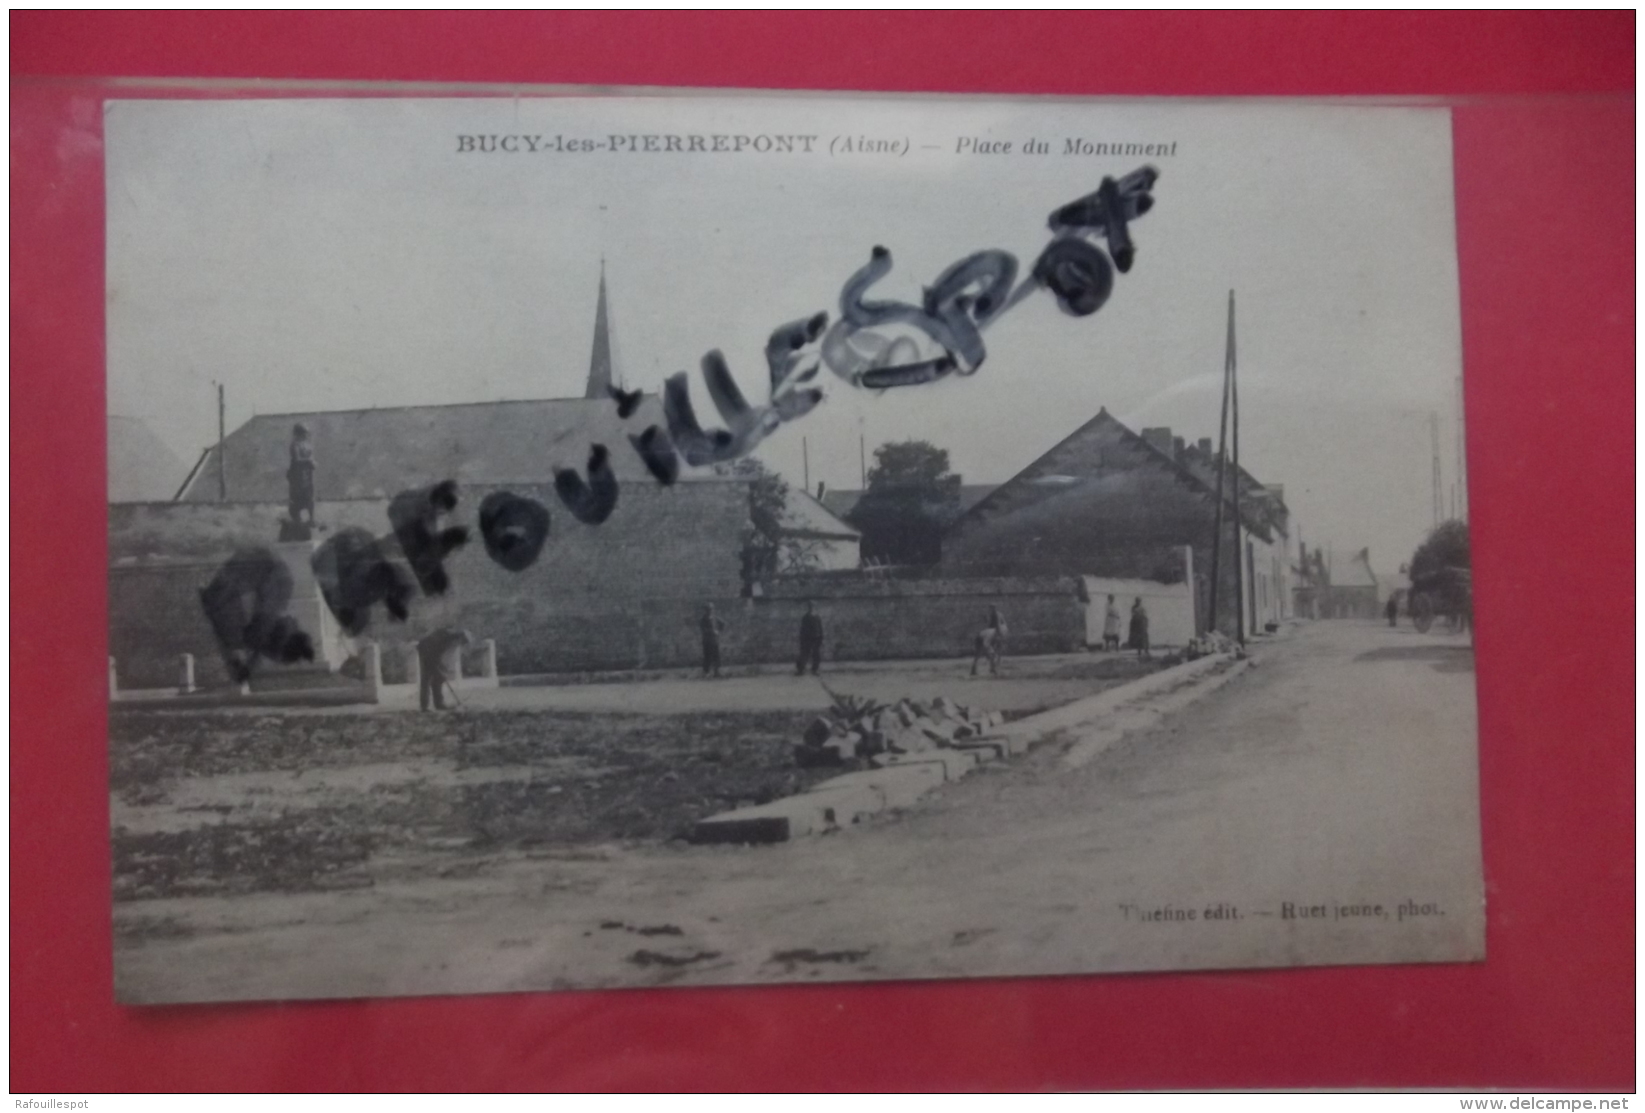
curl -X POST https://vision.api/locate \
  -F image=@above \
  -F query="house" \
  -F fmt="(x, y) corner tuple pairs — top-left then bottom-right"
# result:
(942, 409), (1291, 638)
(772, 489), (860, 572)
(1322, 547), (1380, 619)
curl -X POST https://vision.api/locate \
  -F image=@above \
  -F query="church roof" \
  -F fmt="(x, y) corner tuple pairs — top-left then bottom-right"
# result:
(177, 271), (665, 503)
(176, 394), (668, 502)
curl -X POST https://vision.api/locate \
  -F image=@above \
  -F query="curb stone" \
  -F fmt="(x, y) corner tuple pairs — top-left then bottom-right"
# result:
(689, 652), (1247, 845)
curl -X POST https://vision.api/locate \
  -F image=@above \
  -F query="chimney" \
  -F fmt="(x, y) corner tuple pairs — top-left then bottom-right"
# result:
(1140, 426), (1174, 458)
(1172, 435), (1186, 461)
(1197, 437), (1213, 456)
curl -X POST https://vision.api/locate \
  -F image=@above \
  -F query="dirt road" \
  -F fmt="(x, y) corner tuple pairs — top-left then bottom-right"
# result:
(114, 621), (1484, 1003)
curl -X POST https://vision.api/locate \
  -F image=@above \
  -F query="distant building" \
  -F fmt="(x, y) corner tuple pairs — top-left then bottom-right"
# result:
(1322, 547), (1380, 619)
(773, 489), (860, 572)
(942, 410), (1291, 637)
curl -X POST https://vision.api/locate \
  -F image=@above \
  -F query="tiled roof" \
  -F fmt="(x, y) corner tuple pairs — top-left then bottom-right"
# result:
(778, 489), (861, 540)
(820, 484), (997, 522)
(178, 394), (668, 503)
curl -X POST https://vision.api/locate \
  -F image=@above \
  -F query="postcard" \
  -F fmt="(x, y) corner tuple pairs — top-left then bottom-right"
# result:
(105, 93), (1481, 1003)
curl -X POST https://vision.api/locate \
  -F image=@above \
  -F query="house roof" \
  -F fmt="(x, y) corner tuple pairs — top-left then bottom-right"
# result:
(777, 489), (861, 540)
(820, 484), (997, 522)
(1333, 547), (1379, 588)
(953, 409), (1284, 542)
(177, 394), (668, 502)
(108, 415), (189, 503)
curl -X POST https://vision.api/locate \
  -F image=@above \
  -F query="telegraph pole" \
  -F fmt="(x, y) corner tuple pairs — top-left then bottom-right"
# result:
(1208, 291), (1234, 635)
(1455, 373), (1467, 521)
(802, 436), (810, 494)
(1230, 291), (1245, 645)
(217, 382), (227, 501)
(1431, 412), (1442, 527)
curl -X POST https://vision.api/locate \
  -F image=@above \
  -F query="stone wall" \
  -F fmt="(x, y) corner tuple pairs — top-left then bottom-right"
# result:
(109, 486), (1088, 684)
(744, 575), (1086, 663)
(110, 481), (752, 684)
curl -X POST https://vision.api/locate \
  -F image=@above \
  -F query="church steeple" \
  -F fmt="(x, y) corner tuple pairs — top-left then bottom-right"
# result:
(584, 263), (615, 399)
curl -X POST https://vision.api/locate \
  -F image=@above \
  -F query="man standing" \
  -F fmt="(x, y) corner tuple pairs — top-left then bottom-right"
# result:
(700, 604), (726, 679)
(796, 601), (824, 676)
(417, 626), (472, 711)
(1385, 593), (1400, 627)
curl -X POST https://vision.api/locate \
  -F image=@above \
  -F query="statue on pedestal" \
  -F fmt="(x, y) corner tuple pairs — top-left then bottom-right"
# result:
(282, 422), (317, 541)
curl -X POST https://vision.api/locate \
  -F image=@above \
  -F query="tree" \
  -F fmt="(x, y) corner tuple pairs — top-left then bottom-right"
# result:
(1408, 519), (1471, 632)
(850, 440), (962, 566)
(715, 457), (822, 586)
(1409, 519), (1469, 584)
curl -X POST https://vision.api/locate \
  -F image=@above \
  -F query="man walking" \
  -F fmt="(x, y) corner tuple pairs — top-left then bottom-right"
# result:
(700, 603), (726, 678)
(417, 626), (472, 711)
(1385, 593), (1400, 627)
(796, 601), (824, 676)
(970, 605), (1008, 677)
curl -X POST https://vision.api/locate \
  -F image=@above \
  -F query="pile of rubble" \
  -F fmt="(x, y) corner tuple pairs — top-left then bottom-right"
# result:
(795, 695), (1004, 767)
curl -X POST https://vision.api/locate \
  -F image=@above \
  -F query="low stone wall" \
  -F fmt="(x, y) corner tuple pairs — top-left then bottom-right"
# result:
(109, 497), (1087, 684)
(745, 575), (1087, 663)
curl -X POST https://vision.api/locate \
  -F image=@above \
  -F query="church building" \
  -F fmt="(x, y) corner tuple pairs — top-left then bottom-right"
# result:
(111, 274), (860, 687)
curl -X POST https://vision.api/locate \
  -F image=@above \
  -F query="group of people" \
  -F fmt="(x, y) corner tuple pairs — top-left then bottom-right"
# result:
(1101, 594), (1154, 659)
(695, 595), (1154, 681)
(696, 601), (826, 679)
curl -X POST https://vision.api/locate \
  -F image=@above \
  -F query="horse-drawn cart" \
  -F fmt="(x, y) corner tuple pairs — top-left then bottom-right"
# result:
(1407, 565), (1472, 634)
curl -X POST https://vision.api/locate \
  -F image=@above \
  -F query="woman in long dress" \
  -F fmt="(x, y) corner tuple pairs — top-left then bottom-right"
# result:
(1128, 597), (1151, 659)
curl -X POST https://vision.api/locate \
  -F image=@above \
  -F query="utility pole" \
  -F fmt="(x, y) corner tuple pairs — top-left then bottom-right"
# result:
(859, 433), (867, 490)
(1208, 290), (1234, 636)
(1430, 411), (1442, 527)
(1230, 291), (1245, 645)
(1455, 373), (1467, 522)
(802, 436), (810, 494)
(217, 382), (227, 501)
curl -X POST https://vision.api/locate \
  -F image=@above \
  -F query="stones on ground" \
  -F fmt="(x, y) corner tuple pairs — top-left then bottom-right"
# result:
(802, 717), (834, 748)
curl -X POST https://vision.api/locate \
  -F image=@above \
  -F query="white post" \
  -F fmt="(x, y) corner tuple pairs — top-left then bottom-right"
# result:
(481, 638), (498, 680)
(178, 653), (196, 694)
(362, 643), (383, 703)
(108, 657), (118, 697)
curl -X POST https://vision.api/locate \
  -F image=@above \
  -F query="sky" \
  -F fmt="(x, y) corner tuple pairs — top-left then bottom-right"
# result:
(106, 94), (1468, 573)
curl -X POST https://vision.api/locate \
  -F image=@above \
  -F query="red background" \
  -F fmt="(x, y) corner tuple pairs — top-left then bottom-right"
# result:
(10, 12), (1635, 1093)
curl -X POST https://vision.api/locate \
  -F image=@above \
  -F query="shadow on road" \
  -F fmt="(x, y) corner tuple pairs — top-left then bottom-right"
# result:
(1354, 644), (1475, 672)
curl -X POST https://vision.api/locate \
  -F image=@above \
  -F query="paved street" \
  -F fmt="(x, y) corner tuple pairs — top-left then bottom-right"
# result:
(114, 620), (1484, 1003)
